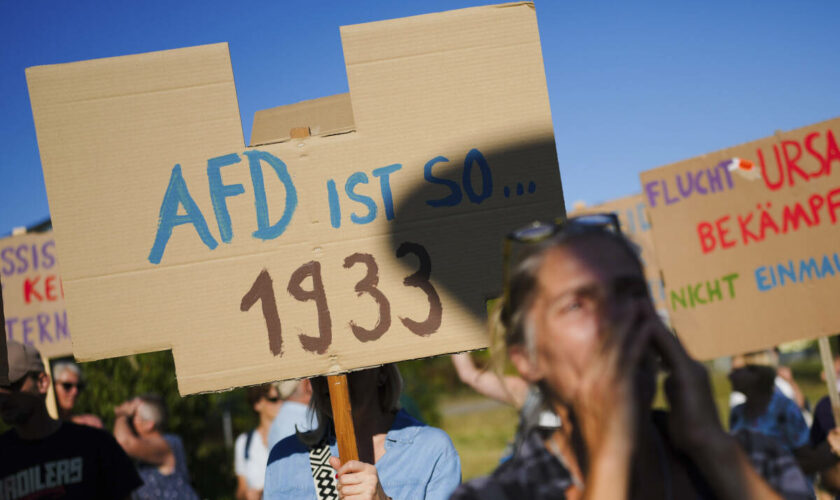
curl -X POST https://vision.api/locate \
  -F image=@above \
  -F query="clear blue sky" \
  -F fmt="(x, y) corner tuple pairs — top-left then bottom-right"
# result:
(1, 0), (838, 232)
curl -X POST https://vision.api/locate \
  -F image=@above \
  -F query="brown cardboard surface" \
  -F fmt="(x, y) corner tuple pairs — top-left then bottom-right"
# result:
(27, 2), (564, 395)
(250, 93), (355, 146)
(0, 232), (73, 359)
(640, 117), (840, 360)
(570, 194), (667, 316)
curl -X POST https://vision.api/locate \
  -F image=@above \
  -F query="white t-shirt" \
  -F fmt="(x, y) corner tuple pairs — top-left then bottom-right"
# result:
(234, 429), (269, 489)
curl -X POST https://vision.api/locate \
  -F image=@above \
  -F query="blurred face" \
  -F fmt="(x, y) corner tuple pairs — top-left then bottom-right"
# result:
(511, 236), (655, 404)
(54, 370), (82, 412)
(728, 359), (775, 397)
(132, 400), (158, 435)
(0, 373), (48, 426)
(255, 386), (282, 420)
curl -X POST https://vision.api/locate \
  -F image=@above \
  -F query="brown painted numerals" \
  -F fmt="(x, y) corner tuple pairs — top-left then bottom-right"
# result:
(343, 253), (391, 342)
(241, 242), (442, 356)
(396, 242), (442, 337)
(287, 261), (332, 355)
(240, 269), (283, 356)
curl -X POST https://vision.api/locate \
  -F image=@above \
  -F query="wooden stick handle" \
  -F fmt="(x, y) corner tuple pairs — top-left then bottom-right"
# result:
(43, 356), (59, 419)
(328, 374), (359, 465)
(818, 337), (840, 425)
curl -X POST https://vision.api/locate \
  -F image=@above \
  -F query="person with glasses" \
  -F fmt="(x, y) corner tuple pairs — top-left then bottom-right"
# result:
(451, 215), (789, 500)
(234, 383), (284, 500)
(1, 340), (142, 499)
(52, 360), (103, 428)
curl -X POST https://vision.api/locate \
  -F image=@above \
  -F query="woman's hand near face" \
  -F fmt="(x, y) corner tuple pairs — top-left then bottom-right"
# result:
(650, 321), (783, 500)
(571, 300), (657, 500)
(328, 457), (390, 500)
(114, 398), (140, 418)
(649, 324), (724, 453)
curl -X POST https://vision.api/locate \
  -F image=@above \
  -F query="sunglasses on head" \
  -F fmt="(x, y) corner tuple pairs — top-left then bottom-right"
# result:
(501, 213), (623, 299)
(59, 381), (85, 392)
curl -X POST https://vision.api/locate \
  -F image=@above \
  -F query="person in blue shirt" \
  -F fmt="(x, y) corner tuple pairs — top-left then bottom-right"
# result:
(729, 351), (839, 476)
(264, 364), (460, 500)
(266, 380), (317, 451)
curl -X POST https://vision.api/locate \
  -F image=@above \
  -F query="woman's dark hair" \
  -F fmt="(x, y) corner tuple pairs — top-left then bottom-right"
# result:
(246, 383), (275, 408)
(297, 365), (402, 447)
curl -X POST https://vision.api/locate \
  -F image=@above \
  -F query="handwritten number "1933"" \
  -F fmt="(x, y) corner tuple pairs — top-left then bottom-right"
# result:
(240, 242), (441, 357)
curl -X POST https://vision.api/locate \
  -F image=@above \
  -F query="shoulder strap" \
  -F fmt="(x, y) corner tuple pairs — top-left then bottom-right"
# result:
(308, 442), (339, 500)
(244, 430), (254, 460)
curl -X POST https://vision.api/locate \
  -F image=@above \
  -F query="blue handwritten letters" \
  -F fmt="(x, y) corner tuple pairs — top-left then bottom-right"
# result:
(424, 149), (494, 207)
(754, 253), (840, 292)
(149, 151), (299, 264)
(149, 164), (219, 264)
(148, 148), (497, 264)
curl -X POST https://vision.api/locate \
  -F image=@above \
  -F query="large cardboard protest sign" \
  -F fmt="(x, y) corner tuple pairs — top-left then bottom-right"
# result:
(26, 3), (564, 394)
(641, 118), (840, 360)
(570, 194), (667, 315)
(1, 232), (73, 358)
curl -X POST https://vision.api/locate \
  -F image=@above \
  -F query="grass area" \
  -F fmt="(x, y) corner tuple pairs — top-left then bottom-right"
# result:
(439, 396), (519, 480)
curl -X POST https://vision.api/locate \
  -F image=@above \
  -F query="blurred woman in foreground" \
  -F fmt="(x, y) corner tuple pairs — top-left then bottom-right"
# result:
(263, 364), (460, 500)
(452, 216), (789, 500)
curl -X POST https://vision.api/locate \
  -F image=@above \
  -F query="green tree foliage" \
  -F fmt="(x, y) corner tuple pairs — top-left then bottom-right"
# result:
(398, 357), (450, 427)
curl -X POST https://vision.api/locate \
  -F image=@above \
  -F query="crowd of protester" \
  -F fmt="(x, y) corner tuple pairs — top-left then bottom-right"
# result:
(5, 217), (840, 499)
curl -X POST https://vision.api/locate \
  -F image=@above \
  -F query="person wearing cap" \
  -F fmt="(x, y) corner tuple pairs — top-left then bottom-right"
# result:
(0, 340), (142, 499)
(266, 379), (316, 451)
(234, 383), (283, 500)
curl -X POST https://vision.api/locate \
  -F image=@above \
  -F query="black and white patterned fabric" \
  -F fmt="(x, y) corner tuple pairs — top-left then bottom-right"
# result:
(309, 442), (339, 500)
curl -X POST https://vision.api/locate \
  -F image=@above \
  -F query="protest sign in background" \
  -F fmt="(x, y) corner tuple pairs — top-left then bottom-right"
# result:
(1, 231), (72, 359)
(641, 117), (840, 360)
(570, 194), (667, 316)
(27, 3), (564, 394)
